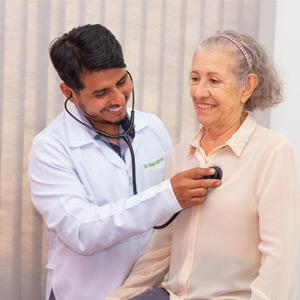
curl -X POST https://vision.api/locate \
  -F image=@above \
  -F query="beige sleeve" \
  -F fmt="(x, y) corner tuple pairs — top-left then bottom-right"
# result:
(250, 142), (300, 300)
(106, 223), (173, 300)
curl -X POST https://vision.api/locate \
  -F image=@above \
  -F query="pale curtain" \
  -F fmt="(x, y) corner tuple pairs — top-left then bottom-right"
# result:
(0, 0), (276, 299)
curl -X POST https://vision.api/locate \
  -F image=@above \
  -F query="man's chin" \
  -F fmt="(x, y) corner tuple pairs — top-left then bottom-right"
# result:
(115, 111), (128, 122)
(106, 114), (127, 125)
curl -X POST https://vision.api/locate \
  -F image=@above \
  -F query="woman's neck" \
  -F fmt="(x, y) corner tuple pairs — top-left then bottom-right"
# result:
(200, 112), (246, 155)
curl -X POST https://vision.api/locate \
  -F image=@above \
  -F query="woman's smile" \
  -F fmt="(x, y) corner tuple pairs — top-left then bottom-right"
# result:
(195, 102), (217, 111)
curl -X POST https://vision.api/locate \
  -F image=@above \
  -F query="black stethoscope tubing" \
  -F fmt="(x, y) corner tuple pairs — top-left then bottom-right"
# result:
(64, 71), (137, 195)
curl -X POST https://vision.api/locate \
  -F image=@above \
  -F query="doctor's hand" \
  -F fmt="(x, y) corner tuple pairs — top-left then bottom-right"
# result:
(170, 167), (221, 209)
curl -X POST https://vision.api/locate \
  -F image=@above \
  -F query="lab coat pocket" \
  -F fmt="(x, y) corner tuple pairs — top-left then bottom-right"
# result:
(138, 158), (166, 190)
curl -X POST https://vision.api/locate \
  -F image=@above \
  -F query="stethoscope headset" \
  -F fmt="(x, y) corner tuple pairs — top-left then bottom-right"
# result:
(64, 70), (223, 230)
(64, 70), (181, 229)
(65, 70), (137, 193)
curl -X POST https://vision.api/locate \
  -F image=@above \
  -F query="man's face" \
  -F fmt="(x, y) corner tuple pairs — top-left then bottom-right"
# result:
(69, 68), (132, 135)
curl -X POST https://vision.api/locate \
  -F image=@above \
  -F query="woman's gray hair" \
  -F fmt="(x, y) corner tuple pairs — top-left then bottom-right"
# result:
(199, 30), (282, 111)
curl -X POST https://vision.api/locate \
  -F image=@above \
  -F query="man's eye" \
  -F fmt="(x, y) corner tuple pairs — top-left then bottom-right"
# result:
(94, 90), (106, 98)
(116, 78), (126, 87)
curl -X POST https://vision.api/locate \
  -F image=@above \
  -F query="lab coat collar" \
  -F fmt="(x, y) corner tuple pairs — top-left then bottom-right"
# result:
(190, 113), (257, 157)
(64, 102), (148, 148)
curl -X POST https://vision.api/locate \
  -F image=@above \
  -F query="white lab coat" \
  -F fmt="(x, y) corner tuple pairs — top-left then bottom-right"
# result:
(28, 103), (181, 300)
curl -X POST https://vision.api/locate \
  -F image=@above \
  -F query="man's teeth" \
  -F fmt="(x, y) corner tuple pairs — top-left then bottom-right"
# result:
(197, 103), (215, 109)
(107, 106), (122, 112)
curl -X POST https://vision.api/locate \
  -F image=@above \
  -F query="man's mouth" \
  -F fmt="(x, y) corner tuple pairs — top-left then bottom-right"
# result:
(104, 105), (123, 112)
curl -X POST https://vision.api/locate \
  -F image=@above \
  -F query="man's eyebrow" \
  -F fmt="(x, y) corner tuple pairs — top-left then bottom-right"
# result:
(91, 73), (128, 96)
(117, 73), (128, 82)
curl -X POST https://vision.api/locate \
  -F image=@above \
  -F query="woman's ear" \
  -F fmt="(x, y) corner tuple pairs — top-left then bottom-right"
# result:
(60, 83), (74, 101)
(241, 73), (259, 103)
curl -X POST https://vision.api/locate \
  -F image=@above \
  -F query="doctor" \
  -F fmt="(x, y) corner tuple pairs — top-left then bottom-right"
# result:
(28, 24), (221, 300)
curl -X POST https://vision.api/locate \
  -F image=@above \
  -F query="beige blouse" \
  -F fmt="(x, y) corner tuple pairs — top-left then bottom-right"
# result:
(107, 115), (300, 300)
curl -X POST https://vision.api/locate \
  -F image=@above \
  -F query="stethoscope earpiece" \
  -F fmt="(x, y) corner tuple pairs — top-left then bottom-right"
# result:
(64, 70), (137, 194)
(64, 70), (135, 139)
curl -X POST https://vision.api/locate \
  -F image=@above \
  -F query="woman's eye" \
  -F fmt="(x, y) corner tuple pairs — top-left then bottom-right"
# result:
(190, 76), (200, 84)
(210, 78), (220, 84)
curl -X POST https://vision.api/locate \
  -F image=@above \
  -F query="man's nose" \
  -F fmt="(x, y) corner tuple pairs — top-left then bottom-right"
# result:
(109, 87), (125, 103)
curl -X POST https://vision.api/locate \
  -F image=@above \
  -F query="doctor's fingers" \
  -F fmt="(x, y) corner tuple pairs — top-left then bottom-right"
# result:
(182, 166), (216, 179)
(189, 178), (221, 189)
(176, 187), (208, 208)
(171, 172), (220, 190)
(180, 195), (208, 208)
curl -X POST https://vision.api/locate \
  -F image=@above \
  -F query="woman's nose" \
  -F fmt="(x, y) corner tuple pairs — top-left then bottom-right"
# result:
(193, 82), (210, 98)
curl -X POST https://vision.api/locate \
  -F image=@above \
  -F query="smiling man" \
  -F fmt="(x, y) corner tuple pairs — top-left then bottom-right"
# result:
(60, 69), (131, 136)
(28, 24), (221, 300)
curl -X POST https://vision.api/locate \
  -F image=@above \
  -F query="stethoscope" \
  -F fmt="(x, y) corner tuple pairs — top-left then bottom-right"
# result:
(64, 70), (178, 229)
(64, 71), (137, 195)
(64, 71), (223, 229)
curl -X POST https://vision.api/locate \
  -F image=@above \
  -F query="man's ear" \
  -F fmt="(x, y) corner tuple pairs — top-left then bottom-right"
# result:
(241, 73), (259, 104)
(60, 83), (74, 102)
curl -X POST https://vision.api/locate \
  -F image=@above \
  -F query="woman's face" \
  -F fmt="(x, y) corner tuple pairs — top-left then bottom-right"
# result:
(190, 47), (247, 132)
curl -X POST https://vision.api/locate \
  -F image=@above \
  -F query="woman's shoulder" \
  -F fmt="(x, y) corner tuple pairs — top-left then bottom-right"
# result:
(254, 124), (292, 149)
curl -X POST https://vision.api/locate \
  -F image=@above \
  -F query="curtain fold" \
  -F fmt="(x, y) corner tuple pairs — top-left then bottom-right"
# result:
(0, 0), (275, 299)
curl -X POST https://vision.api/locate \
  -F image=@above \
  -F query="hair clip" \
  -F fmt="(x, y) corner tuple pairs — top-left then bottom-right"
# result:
(216, 31), (252, 69)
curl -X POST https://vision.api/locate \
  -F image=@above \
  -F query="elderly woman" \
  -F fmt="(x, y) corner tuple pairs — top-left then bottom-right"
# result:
(107, 30), (300, 300)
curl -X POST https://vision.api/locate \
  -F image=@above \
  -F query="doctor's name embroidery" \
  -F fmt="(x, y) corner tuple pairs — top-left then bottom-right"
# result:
(144, 157), (164, 169)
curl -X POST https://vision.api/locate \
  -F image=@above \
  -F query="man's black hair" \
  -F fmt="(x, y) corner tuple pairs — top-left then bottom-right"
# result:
(49, 24), (126, 92)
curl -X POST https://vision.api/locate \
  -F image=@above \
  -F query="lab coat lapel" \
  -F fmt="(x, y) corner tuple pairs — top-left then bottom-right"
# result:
(64, 103), (149, 170)
(95, 141), (126, 170)
(64, 102), (94, 148)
